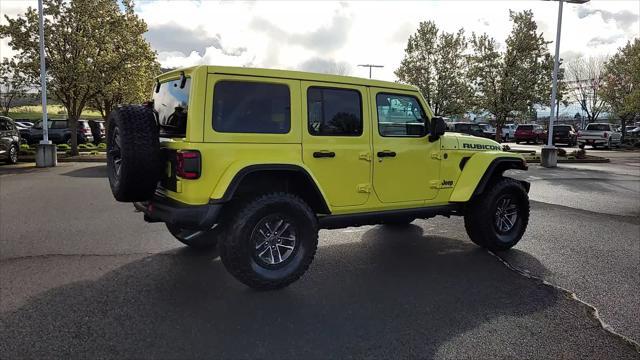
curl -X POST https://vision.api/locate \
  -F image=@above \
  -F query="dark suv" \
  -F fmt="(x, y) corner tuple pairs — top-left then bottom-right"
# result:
(549, 125), (577, 146)
(0, 116), (20, 164)
(27, 119), (92, 145)
(447, 122), (485, 138)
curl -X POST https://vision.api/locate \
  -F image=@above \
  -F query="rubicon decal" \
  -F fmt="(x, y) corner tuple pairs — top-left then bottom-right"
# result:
(462, 143), (502, 151)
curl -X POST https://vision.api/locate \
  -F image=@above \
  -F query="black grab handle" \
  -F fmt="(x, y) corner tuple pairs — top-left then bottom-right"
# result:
(377, 151), (396, 158)
(313, 151), (336, 158)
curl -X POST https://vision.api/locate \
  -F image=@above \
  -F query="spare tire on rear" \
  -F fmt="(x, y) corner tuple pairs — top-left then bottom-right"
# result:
(107, 105), (161, 202)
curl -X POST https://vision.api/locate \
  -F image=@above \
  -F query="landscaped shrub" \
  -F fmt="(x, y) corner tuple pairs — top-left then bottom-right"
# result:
(557, 148), (567, 156)
(83, 143), (97, 149)
(97, 142), (107, 150)
(20, 144), (30, 151)
(57, 144), (71, 151)
(78, 143), (90, 149)
(90, 150), (99, 155)
(575, 149), (586, 159)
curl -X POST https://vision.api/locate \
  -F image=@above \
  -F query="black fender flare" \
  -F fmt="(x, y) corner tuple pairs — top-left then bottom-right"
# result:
(214, 164), (331, 214)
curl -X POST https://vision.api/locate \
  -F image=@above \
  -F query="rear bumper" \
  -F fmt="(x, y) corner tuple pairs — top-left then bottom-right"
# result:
(134, 193), (222, 230)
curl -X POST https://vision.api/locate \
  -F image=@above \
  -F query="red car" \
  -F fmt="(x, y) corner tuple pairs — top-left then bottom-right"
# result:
(514, 124), (545, 144)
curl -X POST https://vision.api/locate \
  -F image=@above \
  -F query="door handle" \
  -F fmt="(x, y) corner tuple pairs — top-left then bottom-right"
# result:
(377, 150), (396, 158)
(313, 151), (335, 158)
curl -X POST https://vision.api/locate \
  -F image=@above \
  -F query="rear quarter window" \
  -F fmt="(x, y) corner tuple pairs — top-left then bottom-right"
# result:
(213, 81), (291, 134)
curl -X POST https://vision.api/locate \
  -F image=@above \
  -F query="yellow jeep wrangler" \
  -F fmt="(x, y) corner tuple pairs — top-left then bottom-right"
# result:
(107, 66), (529, 290)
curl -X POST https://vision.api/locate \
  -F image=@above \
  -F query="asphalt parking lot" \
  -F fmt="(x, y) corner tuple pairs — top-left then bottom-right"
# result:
(1, 153), (639, 359)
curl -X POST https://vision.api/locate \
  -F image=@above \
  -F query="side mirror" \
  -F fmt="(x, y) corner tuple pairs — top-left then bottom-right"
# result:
(429, 117), (446, 142)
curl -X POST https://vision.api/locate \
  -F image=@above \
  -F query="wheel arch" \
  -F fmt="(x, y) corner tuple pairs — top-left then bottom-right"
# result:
(213, 164), (331, 215)
(450, 153), (528, 203)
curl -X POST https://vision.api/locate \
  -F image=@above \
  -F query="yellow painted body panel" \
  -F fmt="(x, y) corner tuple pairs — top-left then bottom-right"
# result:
(449, 151), (524, 202)
(154, 65), (525, 213)
(301, 81), (372, 207)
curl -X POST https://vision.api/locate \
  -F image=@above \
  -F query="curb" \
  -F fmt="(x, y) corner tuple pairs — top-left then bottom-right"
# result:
(18, 156), (106, 163)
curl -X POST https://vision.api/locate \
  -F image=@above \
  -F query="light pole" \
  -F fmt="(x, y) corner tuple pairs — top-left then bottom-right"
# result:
(35, 0), (56, 167)
(541, 0), (590, 168)
(357, 64), (384, 79)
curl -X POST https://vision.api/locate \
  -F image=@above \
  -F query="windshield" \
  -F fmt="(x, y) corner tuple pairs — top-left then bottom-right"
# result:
(517, 125), (533, 131)
(586, 124), (610, 131)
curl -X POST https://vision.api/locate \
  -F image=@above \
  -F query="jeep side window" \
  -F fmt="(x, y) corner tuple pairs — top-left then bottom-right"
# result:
(376, 93), (426, 137)
(213, 81), (290, 134)
(307, 87), (362, 136)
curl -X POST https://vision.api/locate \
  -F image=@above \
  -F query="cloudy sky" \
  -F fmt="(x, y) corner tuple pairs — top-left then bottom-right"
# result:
(1, 0), (639, 82)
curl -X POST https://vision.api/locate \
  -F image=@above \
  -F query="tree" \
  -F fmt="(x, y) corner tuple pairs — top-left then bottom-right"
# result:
(0, 0), (157, 155)
(467, 10), (553, 141)
(0, 58), (32, 116)
(565, 56), (608, 124)
(395, 21), (469, 117)
(92, 14), (160, 126)
(600, 39), (640, 142)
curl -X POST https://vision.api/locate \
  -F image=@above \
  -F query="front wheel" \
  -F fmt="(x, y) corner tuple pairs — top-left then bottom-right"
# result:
(219, 193), (318, 290)
(464, 178), (529, 251)
(7, 144), (18, 164)
(166, 223), (221, 250)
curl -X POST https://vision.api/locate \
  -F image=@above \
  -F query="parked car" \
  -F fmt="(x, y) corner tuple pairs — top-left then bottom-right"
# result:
(501, 123), (517, 141)
(447, 122), (485, 137)
(28, 119), (92, 145)
(514, 124), (545, 144)
(547, 125), (577, 146)
(478, 123), (497, 140)
(577, 123), (622, 149)
(0, 116), (20, 164)
(624, 125), (640, 136)
(106, 65), (530, 290)
(15, 122), (32, 142)
(15, 121), (34, 128)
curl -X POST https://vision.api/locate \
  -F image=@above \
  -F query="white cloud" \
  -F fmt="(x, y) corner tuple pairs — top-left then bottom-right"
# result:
(2, 0), (638, 81)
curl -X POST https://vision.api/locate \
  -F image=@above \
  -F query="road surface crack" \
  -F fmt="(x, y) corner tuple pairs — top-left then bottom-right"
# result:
(487, 250), (640, 353)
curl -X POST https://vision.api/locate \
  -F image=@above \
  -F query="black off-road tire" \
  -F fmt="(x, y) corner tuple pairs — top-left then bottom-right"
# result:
(166, 223), (222, 250)
(107, 105), (161, 202)
(464, 177), (529, 251)
(219, 193), (318, 290)
(7, 143), (18, 164)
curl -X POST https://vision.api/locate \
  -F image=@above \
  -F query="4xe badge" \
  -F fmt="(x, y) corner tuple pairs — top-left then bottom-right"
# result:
(462, 143), (502, 151)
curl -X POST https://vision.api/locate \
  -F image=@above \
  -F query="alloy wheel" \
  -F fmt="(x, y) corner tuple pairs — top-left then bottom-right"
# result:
(494, 195), (518, 233)
(252, 214), (297, 267)
(9, 145), (18, 163)
(109, 127), (122, 178)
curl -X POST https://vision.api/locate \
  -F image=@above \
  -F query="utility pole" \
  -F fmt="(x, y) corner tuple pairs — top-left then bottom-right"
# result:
(357, 64), (384, 79)
(541, 0), (590, 168)
(35, 0), (56, 167)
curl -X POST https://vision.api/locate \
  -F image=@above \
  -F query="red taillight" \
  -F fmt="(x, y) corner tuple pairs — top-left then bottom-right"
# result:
(603, 132), (609, 138)
(176, 150), (201, 179)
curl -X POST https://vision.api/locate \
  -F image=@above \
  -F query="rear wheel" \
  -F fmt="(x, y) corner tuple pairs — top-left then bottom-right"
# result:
(166, 223), (221, 250)
(219, 193), (318, 290)
(464, 178), (529, 251)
